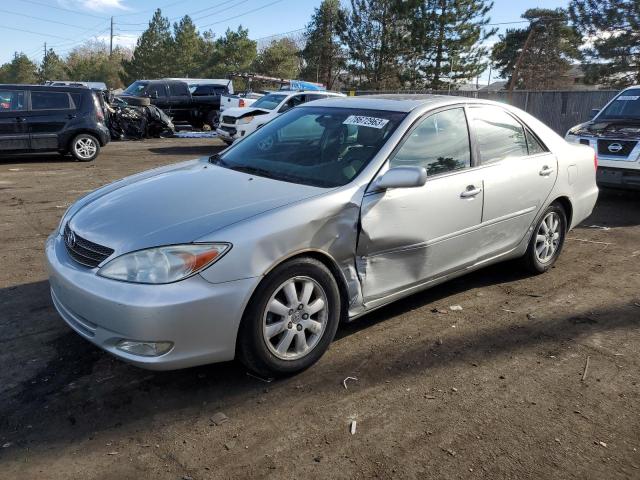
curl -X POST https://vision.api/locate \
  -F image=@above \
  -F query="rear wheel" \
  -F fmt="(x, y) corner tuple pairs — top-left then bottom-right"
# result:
(237, 257), (341, 377)
(70, 134), (100, 162)
(522, 203), (567, 273)
(205, 110), (219, 130)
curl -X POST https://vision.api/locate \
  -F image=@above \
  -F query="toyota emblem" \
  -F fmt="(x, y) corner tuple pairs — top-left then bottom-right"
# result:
(608, 143), (623, 153)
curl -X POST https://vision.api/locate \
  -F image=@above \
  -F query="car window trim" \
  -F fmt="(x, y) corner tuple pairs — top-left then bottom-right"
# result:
(28, 90), (74, 111)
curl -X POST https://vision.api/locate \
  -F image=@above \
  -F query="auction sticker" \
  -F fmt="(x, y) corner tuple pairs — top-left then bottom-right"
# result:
(616, 95), (639, 101)
(343, 115), (390, 129)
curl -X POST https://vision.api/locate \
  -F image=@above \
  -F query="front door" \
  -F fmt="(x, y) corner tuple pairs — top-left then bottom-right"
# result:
(0, 89), (28, 150)
(27, 90), (75, 150)
(357, 107), (484, 302)
(467, 106), (558, 260)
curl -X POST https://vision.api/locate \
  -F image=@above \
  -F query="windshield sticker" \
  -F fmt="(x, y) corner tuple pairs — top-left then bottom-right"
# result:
(616, 95), (639, 101)
(343, 115), (390, 129)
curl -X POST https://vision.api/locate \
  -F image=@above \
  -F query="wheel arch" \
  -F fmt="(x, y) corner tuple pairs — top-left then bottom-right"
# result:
(67, 129), (105, 149)
(551, 195), (573, 229)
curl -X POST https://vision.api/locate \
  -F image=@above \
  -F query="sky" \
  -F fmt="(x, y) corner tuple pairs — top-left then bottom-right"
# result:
(1, 0), (571, 82)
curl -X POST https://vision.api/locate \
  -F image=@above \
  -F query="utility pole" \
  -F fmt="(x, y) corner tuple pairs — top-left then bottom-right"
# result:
(43, 42), (47, 62)
(508, 20), (538, 100)
(109, 16), (114, 56)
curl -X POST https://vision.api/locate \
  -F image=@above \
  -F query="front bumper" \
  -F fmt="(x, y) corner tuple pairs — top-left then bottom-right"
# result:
(597, 166), (640, 191)
(46, 233), (260, 370)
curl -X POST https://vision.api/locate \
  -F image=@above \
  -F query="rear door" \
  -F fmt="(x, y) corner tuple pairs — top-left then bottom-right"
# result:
(0, 89), (28, 150)
(166, 81), (191, 121)
(467, 105), (558, 260)
(357, 107), (484, 302)
(26, 90), (75, 150)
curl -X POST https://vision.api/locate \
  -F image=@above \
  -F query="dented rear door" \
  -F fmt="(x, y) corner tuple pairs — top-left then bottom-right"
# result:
(356, 107), (484, 302)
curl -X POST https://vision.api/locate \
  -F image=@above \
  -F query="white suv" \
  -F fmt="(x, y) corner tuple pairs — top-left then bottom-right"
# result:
(565, 86), (640, 190)
(216, 90), (344, 145)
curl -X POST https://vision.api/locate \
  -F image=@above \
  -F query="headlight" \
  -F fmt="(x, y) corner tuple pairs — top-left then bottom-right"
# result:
(98, 243), (230, 284)
(237, 116), (255, 125)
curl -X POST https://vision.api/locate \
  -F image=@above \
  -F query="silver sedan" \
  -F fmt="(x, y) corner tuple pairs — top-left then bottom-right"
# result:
(46, 95), (598, 376)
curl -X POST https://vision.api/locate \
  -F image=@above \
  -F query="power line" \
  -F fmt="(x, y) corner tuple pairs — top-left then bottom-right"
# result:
(192, 0), (249, 22)
(0, 7), (97, 30)
(17, 0), (108, 20)
(198, 0), (289, 29)
(0, 24), (77, 41)
(113, 0), (186, 17)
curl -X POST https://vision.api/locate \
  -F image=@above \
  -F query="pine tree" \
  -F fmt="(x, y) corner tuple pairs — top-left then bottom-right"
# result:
(172, 15), (205, 77)
(301, 0), (348, 88)
(342, 0), (408, 89)
(422, 0), (496, 90)
(253, 39), (300, 79)
(38, 49), (68, 83)
(569, 0), (640, 86)
(122, 9), (173, 83)
(203, 27), (257, 78)
(491, 8), (582, 90)
(67, 41), (129, 88)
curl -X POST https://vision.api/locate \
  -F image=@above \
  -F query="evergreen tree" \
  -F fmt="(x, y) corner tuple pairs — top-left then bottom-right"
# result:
(203, 27), (257, 78)
(422, 0), (496, 89)
(301, 0), (347, 88)
(122, 9), (173, 83)
(569, 0), (640, 86)
(172, 15), (205, 77)
(491, 8), (582, 90)
(342, 0), (407, 89)
(38, 49), (68, 83)
(0, 53), (38, 84)
(253, 39), (300, 79)
(67, 41), (129, 88)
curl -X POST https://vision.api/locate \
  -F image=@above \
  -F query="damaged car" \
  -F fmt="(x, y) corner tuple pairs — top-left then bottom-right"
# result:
(46, 95), (598, 376)
(216, 90), (344, 144)
(565, 85), (640, 190)
(107, 97), (174, 140)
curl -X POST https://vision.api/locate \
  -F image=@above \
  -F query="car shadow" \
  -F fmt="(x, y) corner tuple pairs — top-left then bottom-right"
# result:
(1, 265), (637, 452)
(579, 187), (640, 228)
(0, 152), (73, 165)
(147, 145), (226, 157)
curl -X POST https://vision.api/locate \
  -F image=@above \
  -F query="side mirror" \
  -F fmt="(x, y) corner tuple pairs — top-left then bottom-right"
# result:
(591, 108), (600, 119)
(375, 166), (427, 190)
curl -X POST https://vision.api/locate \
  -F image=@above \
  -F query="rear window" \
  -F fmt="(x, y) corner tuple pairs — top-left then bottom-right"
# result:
(169, 82), (189, 96)
(0, 90), (26, 111)
(31, 91), (72, 110)
(599, 88), (640, 120)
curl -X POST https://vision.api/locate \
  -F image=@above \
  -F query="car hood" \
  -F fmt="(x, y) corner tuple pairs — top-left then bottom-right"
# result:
(68, 158), (326, 256)
(568, 119), (640, 139)
(222, 106), (272, 118)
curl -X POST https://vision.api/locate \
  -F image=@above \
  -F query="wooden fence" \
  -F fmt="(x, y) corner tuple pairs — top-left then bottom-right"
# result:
(350, 89), (619, 135)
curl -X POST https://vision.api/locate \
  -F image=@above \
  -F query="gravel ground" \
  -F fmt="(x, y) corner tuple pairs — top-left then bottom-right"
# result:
(0, 138), (639, 479)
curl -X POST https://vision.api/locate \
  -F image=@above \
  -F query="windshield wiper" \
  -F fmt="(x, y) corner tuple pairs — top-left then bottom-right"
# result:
(208, 153), (227, 166)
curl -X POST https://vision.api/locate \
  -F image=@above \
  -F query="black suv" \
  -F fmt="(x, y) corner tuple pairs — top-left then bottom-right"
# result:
(0, 84), (110, 162)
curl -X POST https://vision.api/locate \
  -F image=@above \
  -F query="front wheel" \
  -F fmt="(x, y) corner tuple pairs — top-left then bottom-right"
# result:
(522, 203), (567, 274)
(237, 257), (341, 377)
(70, 134), (100, 162)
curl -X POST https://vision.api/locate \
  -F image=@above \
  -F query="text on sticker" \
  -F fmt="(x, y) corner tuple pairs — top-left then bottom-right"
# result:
(616, 96), (639, 101)
(343, 115), (390, 129)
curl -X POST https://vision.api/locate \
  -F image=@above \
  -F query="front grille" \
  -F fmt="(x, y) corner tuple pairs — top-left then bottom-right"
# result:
(220, 126), (237, 135)
(597, 139), (637, 157)
(64, 223), (114, 268)
(221, 115), (236, 125)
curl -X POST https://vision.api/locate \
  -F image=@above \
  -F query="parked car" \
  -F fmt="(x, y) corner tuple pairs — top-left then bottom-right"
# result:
(0, 84), (109, 161)
(565, 85), (640, 190)
(46, 95), (598, 376)
(119, 79), (232, 129)
(216, 90), (345, 144)
(219, 90), (264, 112)
(45, 80), (108, 91)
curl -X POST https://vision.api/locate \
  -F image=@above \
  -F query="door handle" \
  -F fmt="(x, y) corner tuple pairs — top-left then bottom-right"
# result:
(460, 185), (482, 198)
(539, 165), (555, 176)
(67, 114), (77, 119)
(15, 117), (25, 122)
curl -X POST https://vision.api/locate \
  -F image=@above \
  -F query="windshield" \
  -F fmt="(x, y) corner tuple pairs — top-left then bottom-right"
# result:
(124, 81), (148, 96)
(251, 93), (288, 110)
(214, 106), (406, 188)
(599, 88), (640, 120)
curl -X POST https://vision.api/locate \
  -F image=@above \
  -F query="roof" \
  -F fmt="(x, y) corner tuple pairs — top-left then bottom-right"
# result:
(0, 84), (93, 92)
(308, 94), (459, 112)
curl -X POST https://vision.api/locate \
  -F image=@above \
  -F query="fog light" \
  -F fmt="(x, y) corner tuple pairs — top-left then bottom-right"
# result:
(116, 340), (173, 357)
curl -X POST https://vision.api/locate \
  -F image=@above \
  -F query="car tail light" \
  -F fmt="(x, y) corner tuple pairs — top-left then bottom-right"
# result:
(239, 99), (245, 107)
(594, 151), (598, 170)
(92, 93), (104, 122)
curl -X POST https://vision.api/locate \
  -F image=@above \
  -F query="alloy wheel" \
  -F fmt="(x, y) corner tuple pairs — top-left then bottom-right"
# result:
(262, 276), (328, 361)
(535, 211), (561, 263)
(74, 137), (97, 160)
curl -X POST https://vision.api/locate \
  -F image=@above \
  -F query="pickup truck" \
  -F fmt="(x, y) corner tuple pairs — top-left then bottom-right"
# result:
(220, 91), (264, 112)
(119, 79), (233, 129)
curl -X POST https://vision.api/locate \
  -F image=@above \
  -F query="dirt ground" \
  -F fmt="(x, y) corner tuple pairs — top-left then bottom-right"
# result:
(0, 138), (639, 480)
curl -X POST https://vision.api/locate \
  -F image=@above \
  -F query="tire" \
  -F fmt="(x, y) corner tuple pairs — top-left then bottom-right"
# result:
(123, 96), (150, 107)
(70, 133), (100, 162)
(237, 257), (341, 377)
(522, 202), (567, 274)
(204, 110), (219, 130)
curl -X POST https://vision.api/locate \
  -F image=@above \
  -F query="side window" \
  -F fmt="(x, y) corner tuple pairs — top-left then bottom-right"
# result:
(280, 95), (304, 112)
(0, 90), (26, 111)
(390, 107), (471, 176)
(470, 106), (528, 164)
(147, 84), (167, 98)
(31, 91), (71, 110)
(169, 82), (189, 96)
(70, 93), (82, 109)
(525, 129), (548, 155)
